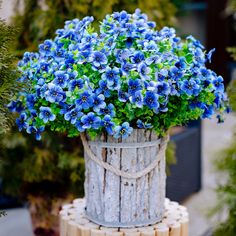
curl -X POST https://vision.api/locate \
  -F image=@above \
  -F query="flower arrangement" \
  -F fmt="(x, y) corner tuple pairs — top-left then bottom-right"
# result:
(9, 9), (228, 140)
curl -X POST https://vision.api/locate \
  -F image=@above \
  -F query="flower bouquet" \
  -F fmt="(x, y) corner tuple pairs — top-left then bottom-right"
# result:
(10, 9), (227, 227)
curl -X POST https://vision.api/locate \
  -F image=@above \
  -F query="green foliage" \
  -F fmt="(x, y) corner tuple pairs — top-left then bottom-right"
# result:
(211, 80), (236, 235)
(0, 18), (21, 133)
(0, 130), (85, 198)
(212, 132), (236, 236)
(0, 0), (183, 231)
(12, 0), (185, 53)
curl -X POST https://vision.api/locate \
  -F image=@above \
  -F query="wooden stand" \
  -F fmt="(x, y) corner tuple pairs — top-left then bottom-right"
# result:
(59, 198), (189, 236)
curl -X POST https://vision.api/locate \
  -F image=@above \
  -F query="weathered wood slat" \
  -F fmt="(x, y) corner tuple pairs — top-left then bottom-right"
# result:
(84, 130), (166, 227)
(120, 129), (137, 223)
(103, 135), (121, 223)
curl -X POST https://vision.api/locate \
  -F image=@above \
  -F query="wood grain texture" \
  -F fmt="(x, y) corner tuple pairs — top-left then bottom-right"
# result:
(84, 129), (166, 227)
(59, 198), (189, 236)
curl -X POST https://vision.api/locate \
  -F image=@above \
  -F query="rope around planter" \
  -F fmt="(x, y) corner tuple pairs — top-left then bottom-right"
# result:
(80, 133), (169, 179)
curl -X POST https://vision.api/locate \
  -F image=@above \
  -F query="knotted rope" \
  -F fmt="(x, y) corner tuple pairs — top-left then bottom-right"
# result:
(80, 133), (169, 179)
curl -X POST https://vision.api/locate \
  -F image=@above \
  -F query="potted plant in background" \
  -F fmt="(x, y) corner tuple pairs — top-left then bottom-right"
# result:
(9, 9), (228, 227)
(1, 1), (183, 235)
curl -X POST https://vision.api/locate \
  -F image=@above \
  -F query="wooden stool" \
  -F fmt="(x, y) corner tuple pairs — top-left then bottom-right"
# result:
(59, 198), (189, 236)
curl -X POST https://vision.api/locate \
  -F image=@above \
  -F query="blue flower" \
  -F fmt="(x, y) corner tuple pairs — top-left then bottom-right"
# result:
(114, 49), (131, 63)
(81, 112), (101, 129)
(93, 94), (106, 112)
(137, 119), (153, 129)
(131, 51), (145, 64)
(189, 99), (205, 110)
(118, 90), (129, 102)
(213, 76), (224, 92)
(155, 69), (168, 81)
(53, 70), (69, 88)
(75, 120), (85, 132)
(68, 79), (84, 91)
(206, 48), (215, 63)
(121, 63), (134, 76)
(65, 107), (83, 124)
(102, 67), (120, 90)
(181, 79), (200, 96)
(89, 51), (108, 67)
(202, 105), (214, 118)
(99, 103), (115, 117)
(137, 62), (151, 80)
(130, 91), (143, 108)
(45, 84), (65, 103)
(16, 113), (28, 131)
(7, 100), (23, 113)
(144, 91), (159, 111)
(156, 81), (170, 96)
(146, 55), (160, 65)
(75, 91), (94, 110)
(128, 79), (142, 95)
(101, 115), (114, 135)
(39, 39), (53, 54)
(26, 126), (45, 140)
(170, 66), (183, 80)
(113, 122), (133, 139)
(96, 80), (111, 97)
(39, 106), (56, 123)
(26, 94), (36, 109)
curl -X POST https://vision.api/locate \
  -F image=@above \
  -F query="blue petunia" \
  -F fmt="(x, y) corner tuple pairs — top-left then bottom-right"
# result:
(81, 112), (101, 129)
(137, 119), (153, 129)
(16, 113), (28, 131)
(68, 79), (84, 91)
(26, 126), (45, 140)
(118, 90), (129, 102)
(101, 115), (114, 135)
(102, 67), (120, 90)
(39, 39), (53, 55)
(131, 51), (145, 64)
(89, 51), (108, 67)
(75, 91), (94, 110)
(170, 66), (183, 80)
(206, 48), (215, 63)
(128, 79), (142, 95)
(75, 120), (85, 132)
(121, 63), (134, 76)
(202, 105), (214, 119)
(130, 91), (143, 108)
(181, 79), (200, 96)
(96, 80), (111, 97)
(93, 94), (106, 112)
(65, 107), (83, 124)
(156, 81), (170, 96)
(137, 62), (151, 80)
(155, 69), (168, 81)
(114, 49), (131, 63)
(98, 103), (115, 117)
(45, 84), (65, 103)
(144, 91), (159, 112)
(7, 100), (23, 113)
(113, 122), (133, 139)
(53, 70), (69, 88)
(212, 76), (224, 92)
(39, 106), (56, 123)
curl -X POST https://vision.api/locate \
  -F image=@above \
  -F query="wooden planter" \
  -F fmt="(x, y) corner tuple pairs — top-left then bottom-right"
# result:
(81, 129), (168, 228)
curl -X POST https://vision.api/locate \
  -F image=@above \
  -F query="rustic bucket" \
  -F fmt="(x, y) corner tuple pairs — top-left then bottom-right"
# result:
(81, 129), (168, 228)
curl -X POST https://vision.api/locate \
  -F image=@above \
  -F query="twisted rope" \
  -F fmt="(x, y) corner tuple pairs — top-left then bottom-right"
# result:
(81, 133), (169, 179)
